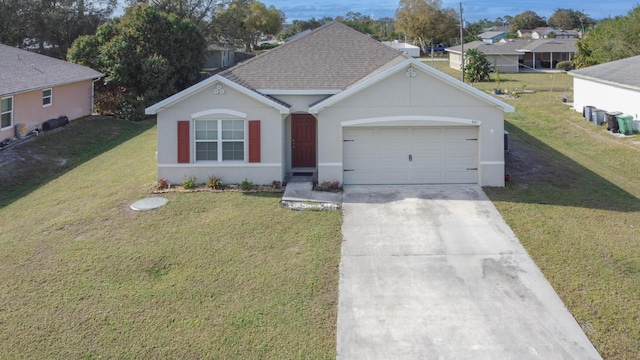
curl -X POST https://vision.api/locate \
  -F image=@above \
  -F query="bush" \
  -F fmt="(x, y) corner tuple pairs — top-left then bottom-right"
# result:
(154, 178), (169, 190)
(182, 176), (196, 189)
(556, 61), (574, 71)
(255, 42), (279, 50)
(206, 175), (223, 189)
(240, 179), (253, 190)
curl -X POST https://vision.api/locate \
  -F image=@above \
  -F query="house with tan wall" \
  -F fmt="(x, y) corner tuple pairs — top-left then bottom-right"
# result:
(0, 44), (103, 140)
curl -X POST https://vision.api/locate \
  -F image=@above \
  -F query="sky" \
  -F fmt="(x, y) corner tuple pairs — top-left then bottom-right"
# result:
(261, 0), (632, 23)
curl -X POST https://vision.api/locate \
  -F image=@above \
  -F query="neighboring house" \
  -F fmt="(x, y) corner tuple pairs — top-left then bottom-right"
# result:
(382, 41), (420, 57)
(569, 55), (640, 119)
(517, 29), (533, 38)
(145, 22), (514, 187)
(531, 27), (556, 39)
(446, 38), (578, 73)
(203, 45), (235, 73)
(283, 29), (312, 42)
(478, 31), (507, 44)
(555, 29), (580, 39)
(0, 44), (103, 139)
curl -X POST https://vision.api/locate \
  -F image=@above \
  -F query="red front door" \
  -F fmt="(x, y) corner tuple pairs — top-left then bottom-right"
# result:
(291, 114), (316, 168)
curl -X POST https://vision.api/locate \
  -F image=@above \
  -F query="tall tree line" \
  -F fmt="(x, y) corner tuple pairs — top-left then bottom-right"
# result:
(0, 0), (116, 58)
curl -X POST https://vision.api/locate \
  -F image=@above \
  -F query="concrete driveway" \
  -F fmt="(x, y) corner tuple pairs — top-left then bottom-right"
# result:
(338, 185), (601, 359)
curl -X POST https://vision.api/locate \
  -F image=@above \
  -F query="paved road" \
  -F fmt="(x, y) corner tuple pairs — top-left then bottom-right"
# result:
(337, 185), (601, 359)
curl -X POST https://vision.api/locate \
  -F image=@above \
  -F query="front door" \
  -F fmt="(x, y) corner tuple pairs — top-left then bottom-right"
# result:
(291, 114), (317, 168)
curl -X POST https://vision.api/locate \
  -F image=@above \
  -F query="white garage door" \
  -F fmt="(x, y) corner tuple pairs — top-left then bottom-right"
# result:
(343, 127), (478, 184)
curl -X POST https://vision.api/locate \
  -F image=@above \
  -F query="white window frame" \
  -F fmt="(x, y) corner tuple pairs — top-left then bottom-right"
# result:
(194, 119), (245, 162)
(42, 88), (52, 107)
(1, 96), (13, 130)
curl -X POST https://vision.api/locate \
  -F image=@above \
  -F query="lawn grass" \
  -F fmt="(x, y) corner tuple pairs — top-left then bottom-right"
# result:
(427, 60), (640, 358)
(0, 118), (342, 359)
(0, 116), (155, 207)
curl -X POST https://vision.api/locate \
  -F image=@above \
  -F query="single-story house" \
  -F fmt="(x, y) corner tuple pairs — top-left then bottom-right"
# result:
(446, 38), (578, 73)
(145, 22), (514, 187)
(203, 44), (235, 73)
(478, 31), (507, 44)
(381, 41), (421, 57)
(569, 55), (640, 119)
(0, 44), (103, 139)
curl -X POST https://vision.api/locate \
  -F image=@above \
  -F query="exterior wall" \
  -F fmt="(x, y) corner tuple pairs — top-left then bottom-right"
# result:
(204, 49), (235, 69)
(489, 54), (520, 73)
(449, 52), (462, 71)
(452, 53), (520, 73)
(1, 80), (95, 138)
(573, 77), (640, 118)
(316, 66), (506, 186)
(156, 81), (285, 185)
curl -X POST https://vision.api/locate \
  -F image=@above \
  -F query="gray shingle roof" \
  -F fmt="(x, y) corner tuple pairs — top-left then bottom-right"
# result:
(446, 39), (577, 55)
(220, 22), (409, 91)
(0, 44), (103, 97)
(569, 55), (640, 89)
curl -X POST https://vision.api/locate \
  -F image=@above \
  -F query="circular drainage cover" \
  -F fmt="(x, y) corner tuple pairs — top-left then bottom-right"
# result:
(130, 197), (168, 211)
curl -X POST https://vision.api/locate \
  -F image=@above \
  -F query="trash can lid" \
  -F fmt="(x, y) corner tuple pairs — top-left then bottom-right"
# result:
(606, 111), (623, 115)
(617, 114), (634, 120)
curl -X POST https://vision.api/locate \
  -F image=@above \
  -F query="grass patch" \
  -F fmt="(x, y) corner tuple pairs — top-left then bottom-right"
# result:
(424, 61), (640, 358)
(0, 116), (155, 207)
(0, 119), (341, 358)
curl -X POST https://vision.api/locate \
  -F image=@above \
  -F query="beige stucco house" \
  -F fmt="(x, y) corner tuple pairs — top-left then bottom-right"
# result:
(447, 38), (578, 73)
(0, 44), (103, 139)
(146, 22), (514, 187)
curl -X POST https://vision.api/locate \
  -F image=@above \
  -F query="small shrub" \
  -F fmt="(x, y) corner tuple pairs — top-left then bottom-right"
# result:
(154, 178), (169, 190)
(207, 175), (223, 189)
(272, 180), (281, 189)
(240, 179), (253, 190)
(256, 43), (279, 50)
(316, 180), (331, 191)
(556, 61), (573, 71)
(182, 176), (196, 189)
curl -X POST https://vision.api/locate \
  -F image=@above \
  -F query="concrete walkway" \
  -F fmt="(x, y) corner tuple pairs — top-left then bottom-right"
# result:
(338, 185), (601, 359)
(282, 181), (342, 203)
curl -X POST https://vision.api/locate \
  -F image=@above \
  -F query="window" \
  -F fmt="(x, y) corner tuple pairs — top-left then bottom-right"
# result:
(42, 88), (52, 107)
(1, 97), (13, 129)
(195, 119), (244, 161)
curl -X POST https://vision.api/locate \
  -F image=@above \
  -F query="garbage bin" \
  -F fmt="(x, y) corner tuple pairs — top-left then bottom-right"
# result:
(584, 106), (596, 121)
(592, 109), (606, 125)
(606, 111), (622, 132)
(617, 114), (634, 135)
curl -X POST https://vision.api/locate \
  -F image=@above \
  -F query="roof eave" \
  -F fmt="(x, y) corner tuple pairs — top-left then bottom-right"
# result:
(309, 58), (515, 114)
(145, 75), (290, 115)
(568, 72), (640, 92)
(1, 74), (104, 98)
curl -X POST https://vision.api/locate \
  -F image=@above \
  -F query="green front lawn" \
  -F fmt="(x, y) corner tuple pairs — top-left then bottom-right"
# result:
(0, 118), (341, 359)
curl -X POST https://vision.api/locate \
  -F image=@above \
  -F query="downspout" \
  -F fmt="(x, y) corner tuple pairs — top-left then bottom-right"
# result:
(91, 77), (100, 114)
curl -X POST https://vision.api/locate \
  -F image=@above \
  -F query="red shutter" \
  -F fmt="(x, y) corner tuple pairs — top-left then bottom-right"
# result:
(248, 120), (261, 163)
(177, 120), (190, 163)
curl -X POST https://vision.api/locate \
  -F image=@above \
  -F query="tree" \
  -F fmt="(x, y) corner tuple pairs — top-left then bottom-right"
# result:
(509, 11), (547, 33)
(573, 6), (640, 68)
(213, 0), (283, 52)
(0, 0), (115, 58)
(127, 0), (222, 38)
(548, 9), (594, 30)
(394, 0), (458, 53)
(463, 48), (491, 83)
(68, 5), (205, 120)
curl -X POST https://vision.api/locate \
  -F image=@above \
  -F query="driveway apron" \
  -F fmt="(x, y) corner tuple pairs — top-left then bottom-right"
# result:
(337, 185), (601, 359)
